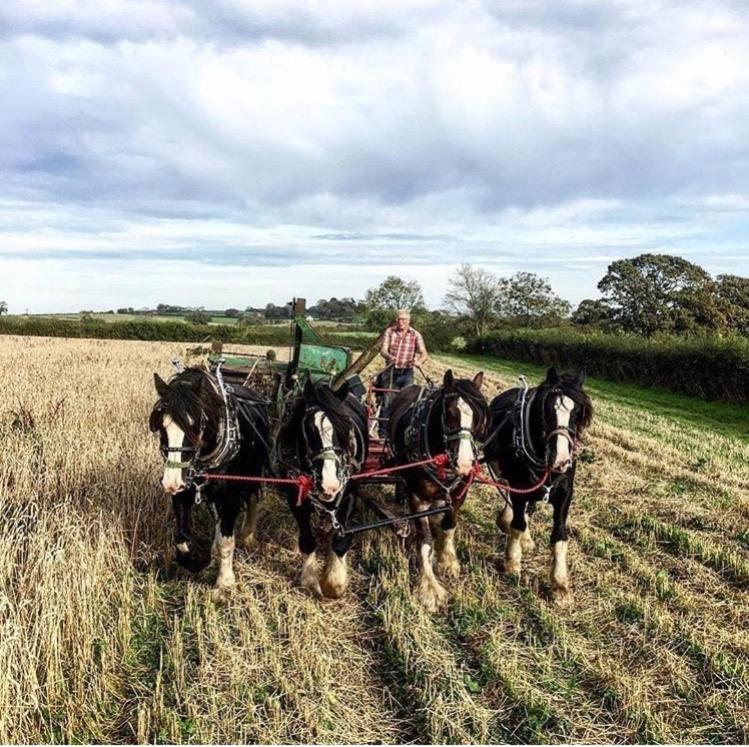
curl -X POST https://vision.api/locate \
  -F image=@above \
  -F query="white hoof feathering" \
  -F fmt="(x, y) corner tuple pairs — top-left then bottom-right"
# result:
(300, 553), (322, 596)
(320, 552), (348, 598)
(214, 533), (236, 589)
(505, 527), (523, 575)
(416, 576), (448, 612)
(520, 526), (535, 553)
(437, 528), (461, 577)
(549, 540), (571, 605)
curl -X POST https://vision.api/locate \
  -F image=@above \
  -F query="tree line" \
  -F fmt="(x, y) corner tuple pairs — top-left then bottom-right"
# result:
(363, 254), (749, 340)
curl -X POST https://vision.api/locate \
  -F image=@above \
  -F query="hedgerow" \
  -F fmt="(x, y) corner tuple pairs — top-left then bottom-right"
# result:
(469, 328), (749, 402)
(0, 316), (377, 350)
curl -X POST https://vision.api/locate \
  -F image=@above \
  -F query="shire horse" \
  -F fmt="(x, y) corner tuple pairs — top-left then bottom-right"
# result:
(388, 369), (488, 611)
(150, 367), (270, 592)
(276, 377), (367, 598)
(484, 367), (592, 606)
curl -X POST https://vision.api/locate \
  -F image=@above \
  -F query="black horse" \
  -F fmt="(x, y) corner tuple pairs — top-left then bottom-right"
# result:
(150, 367), (270, 593)
(276, 378), (367, 598)
(387, 369), (488, 611)
(483, 367), (592, 606)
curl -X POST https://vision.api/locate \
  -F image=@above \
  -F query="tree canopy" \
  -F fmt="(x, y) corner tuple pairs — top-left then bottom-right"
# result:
(364, 276), (425, 330)
(598, 254), (726, 336)
(444, 264), (501, 337)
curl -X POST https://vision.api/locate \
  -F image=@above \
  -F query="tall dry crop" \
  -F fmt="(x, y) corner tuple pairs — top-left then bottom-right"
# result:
(1, 336), (748, 743)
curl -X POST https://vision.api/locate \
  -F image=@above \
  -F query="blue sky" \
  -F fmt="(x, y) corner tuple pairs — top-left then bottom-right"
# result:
(1, 0), (748, 312)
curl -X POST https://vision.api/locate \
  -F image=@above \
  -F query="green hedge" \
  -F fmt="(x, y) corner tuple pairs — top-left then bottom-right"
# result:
(0, 316), (377, 350)
(469, 328), (749, 402)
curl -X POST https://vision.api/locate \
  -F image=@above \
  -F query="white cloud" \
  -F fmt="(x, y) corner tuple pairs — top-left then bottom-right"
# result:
(0, 0), (747, 311)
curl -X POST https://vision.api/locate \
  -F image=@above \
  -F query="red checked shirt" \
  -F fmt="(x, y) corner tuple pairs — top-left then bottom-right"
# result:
(382, 326), (425, 369)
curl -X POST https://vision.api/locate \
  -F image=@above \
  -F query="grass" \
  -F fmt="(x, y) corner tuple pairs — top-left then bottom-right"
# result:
(1, 336), (748, 743)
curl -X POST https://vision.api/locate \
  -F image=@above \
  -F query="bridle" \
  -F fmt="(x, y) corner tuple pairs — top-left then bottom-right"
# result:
(153, 363), (242, 491)
(511, 376), (580, 472)
(441, 390), (486, 468)
(399, 384), (487, 495)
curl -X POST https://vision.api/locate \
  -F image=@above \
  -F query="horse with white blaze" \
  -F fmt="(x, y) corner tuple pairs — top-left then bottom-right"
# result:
(483, 367), (593, 606)
(276, 378), (368, 598)
(149, 367), (270, 594)
(387, 370), (489, 611)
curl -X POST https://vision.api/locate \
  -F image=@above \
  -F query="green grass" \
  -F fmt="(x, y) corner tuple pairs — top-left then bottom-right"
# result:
(450, 352), (749, 442)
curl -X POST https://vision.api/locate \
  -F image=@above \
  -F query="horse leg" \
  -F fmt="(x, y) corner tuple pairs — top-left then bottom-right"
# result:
(412, 494), (448, 612)
(520, 506), (536, 552)
(549, 487), (573, 607)
(320, 493), (355, 598)
(214, 498), (241, 593)
(289, 497), (321, 596)
(172, 491), (211, 572)
(237, 489), (261, 551)
(505, 498), (528, 576)
(436, 507), (461, 578)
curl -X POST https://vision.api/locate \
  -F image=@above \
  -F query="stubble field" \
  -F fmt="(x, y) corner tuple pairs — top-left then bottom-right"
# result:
(1, 335), (749, 744)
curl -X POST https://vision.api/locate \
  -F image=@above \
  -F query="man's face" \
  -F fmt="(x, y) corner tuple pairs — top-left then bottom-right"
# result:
(395, 314), (409, 331)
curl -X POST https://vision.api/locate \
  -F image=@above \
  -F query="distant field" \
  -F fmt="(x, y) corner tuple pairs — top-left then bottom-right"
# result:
(2, 336), (749, 743)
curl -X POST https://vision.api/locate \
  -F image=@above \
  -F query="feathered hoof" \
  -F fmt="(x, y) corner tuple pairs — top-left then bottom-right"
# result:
(505, 558), (521, 576)
(212, 578), (236, 602)
(416, 578), (448, 613)
(550, 584), (573, 608)
(320, 575), (347, 599)
(520, 535), (536, 553)
(300, 558), (322, 597)
(437, 554), (461, 579)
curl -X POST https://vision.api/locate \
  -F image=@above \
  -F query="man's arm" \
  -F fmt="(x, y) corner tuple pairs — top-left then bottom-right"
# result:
(380, 328), (392, 362)
(414, 331), (428, 366)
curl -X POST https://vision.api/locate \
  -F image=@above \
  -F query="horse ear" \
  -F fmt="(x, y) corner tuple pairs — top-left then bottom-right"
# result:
(576, 368), (587, 386)
(154, 373), (169, 397)
(472, 371), (484, 391)
(443, 369), (455, 390)
(303, 375), (316, 401)
(334, 380), (350, 401)
(545, 367), (560, 386)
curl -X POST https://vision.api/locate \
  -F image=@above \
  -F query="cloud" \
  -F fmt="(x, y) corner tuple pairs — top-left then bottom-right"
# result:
(0, 0), (747, 311)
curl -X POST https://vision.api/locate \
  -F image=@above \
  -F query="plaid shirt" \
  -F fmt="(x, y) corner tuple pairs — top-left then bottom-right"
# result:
(382, 326), (425, 369)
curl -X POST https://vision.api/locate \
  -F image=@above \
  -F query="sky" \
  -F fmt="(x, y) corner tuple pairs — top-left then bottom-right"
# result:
(1, 0), (748, 313)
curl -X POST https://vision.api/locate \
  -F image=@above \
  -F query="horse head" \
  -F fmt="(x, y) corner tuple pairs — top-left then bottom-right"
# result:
(537, 367), (592, 473)
(440, 369), (488, 476)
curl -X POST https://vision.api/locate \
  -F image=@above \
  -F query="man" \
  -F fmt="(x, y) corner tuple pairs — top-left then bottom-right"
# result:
(377, 309), (428, 438)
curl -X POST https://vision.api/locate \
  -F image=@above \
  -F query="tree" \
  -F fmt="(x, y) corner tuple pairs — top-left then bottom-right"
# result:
(496, 272), (571, 327)
(0, 301), (7, 316)
(598, 254), (723, 336)
(224, 308), (242, 318)
(363, 276), (425, 330)
(184, 309), (212, 324)
(717, 274), (749, 335)
(444, 264), (500, 337)
(265, 302), (293, 320)
(571, 299), (614, 329)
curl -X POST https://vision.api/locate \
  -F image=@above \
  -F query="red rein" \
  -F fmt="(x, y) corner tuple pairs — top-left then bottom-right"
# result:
(197, 453), (552, 510)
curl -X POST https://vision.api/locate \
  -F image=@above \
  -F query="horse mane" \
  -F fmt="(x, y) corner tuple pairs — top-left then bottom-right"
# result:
(438, 378), (489, 435)
(555, 374), (593, 431)
(150, 367), (223, 438)
(285, 382), (358, 451)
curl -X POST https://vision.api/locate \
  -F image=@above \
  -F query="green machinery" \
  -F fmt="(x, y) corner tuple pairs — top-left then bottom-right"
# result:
(208, 298), (354, 399)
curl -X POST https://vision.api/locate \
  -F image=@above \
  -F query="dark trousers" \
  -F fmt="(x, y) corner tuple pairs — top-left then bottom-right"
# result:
(378, 367), (414, 438)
